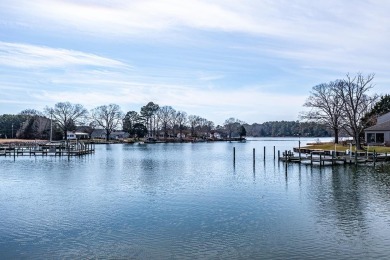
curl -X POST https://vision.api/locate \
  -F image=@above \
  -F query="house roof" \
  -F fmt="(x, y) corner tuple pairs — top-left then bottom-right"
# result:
(91, 129), (105, 137)
(365, 120), (390, 131)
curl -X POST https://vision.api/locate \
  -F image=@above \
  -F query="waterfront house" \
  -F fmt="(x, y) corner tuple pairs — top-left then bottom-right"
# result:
(110, 131), (129, 140)
(66, 131), (89, 140)
(365, 112), (390, 146)
(91, 129), (129, 140)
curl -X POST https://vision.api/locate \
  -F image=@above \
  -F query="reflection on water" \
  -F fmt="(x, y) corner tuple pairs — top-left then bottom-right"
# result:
(0, 138), (390, 259)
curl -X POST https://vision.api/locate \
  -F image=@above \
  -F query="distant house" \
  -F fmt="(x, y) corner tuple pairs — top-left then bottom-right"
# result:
(210, 132), (221, 139)
(91, 129), (129, 140)
(365, 112), (390, 146)
(66, 131), (89, 140)
(110, 131), (129, 140)
(177, 133), (186, 138)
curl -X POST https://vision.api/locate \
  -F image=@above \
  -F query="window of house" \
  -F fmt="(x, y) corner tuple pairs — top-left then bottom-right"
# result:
(376, 133), (384, 143)
(367, 133), (375, 142)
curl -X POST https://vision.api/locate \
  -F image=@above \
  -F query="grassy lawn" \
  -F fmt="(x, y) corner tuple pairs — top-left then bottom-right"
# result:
(303, 143), (390, 153)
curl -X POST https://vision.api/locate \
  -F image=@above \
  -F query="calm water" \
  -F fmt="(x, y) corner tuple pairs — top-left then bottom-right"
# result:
(1, 138), (390, 259)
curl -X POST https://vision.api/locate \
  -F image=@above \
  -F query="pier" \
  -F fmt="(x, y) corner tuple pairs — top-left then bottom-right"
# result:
(0, 140), (95, 157)
(278, 147), (390, 165)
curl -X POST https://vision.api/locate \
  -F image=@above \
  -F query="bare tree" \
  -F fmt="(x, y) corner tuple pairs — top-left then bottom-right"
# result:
(176, 111), (187, 140)
(196, 117), (205, 138)
(45, 102), (88, 140)
(158, 106), (175, 140)
(224, 117), (241, 139)
(336, 73), (378, 149)
(301, 80), (344, 143)
(188, 115), (200, 137)
(205, 120), (215, 138)
(91, 104), (123, 141)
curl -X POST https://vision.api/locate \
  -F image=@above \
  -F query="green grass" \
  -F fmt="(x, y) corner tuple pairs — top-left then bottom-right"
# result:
(303, 143), (390, 153)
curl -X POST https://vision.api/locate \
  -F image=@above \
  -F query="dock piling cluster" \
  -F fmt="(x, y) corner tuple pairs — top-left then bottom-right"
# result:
(232, 146), (390, 167)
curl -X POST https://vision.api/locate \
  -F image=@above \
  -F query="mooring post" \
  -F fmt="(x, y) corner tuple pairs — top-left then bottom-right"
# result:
(233, 147), (236, 165)
(332, 151), (335, 166)
(298, 140), (301, 161)
(278, 150), (280, 161)
(264, 146), (266, 161)
(273, 146), (275, 160)
(319, 154), (322, 166)
(253, 148), (255, 167)
(355, 147), (358, 165)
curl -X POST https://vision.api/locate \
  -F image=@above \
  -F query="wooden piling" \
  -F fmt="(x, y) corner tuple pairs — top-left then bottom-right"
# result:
(233, 147), (236, 165)
(355, 149), (358, 165)
(253, 148), (255, 167)
(298, 140), (301, 161)
(273, 146), (275, 160)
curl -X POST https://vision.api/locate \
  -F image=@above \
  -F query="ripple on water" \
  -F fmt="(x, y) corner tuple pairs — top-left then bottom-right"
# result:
(1, 141), (390, 259)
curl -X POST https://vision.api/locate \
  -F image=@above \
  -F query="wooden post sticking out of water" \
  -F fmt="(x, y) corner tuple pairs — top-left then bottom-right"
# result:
(253, 148), (255, 167)
(299, 140), (301, 161)
(319, 154), (322, 166)
(264, 146), (266, 161)
(68, 141), (70, 159)
(332, 150), (335, 166)
(273, 146), (275, 160)
(278, 150), (280, 161)
(355, 147), (358, 165)
(233, 147), (236, 165)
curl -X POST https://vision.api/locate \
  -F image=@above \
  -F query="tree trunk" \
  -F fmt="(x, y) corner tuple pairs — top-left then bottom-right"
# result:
(355, 132), (361, 150)
(334, 128), (339, 144)
(106, 129), (110, 141)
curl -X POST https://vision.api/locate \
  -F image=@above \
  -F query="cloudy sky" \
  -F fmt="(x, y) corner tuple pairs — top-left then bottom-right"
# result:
(1, 0), (389, 125)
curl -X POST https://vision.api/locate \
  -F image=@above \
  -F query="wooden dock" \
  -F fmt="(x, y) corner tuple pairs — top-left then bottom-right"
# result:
(279, 149), (390, 166)
(0, 141), (95, 157)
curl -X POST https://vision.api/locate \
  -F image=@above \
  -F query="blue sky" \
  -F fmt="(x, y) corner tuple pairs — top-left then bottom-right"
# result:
(1, 0), (389, 125)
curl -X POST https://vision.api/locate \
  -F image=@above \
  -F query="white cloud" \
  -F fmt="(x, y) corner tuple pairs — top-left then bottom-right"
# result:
(4, 0), (390, 43)
(0, 41), (129, 69)
(1, 1), (390, 123)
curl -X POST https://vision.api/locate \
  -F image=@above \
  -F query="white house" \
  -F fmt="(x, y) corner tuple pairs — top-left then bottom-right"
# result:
(365, 112), (390, 145)
(210, 132), (221, 139)
(66, 131), (89, 140)
(90, 129), (129, 140)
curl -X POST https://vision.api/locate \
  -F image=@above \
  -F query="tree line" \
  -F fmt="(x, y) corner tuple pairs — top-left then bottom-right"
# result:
(0, 106), (333, 142)
(244, 121), (331, 137)
(301, 73), (390, 149)
(0, 102), (250, 141)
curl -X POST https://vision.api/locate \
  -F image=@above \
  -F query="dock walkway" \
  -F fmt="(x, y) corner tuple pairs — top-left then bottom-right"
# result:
(280, 148), (390, 165)
(0, 141), (95, 157)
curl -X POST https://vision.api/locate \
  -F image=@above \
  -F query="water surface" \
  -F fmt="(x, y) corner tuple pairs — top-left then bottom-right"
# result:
(1, 138), (389, 259)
